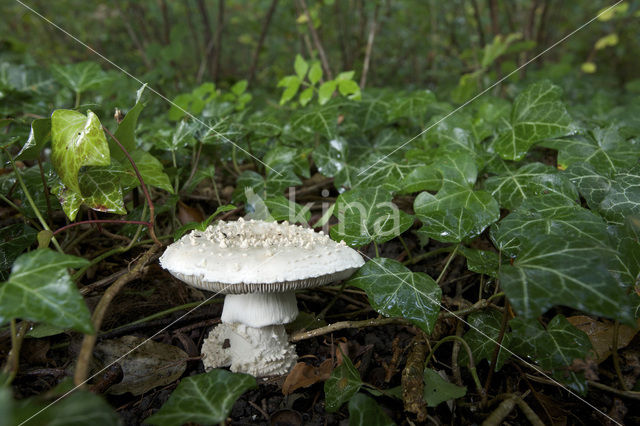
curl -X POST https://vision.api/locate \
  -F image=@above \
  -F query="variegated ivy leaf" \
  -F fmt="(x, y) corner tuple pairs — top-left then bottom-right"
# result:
(289, 101), (342, 140)
(484, 162), (578, 210)
(51, 62), (110, 95)
(51, 109), (111, 194)
(499, 234), (635, 325)
(509, 315), (591, 394)
(490, 81), (573, 161)
(331, 188), (413, 246)
(459, 310), (512, 371)
(387, 89), (436, 122)
(414, 154), (499, 242)
(545, 124), (640, 174)
(347, 258), (441, 334)
(567, 163), (640, 224)
(0, 249), (92, 334)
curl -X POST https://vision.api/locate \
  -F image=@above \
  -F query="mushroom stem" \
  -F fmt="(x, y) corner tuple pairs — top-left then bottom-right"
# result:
(221, 292), (299, 328)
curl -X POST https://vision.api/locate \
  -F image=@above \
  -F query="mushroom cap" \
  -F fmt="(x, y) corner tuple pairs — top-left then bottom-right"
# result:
(159, 219), (364, 294)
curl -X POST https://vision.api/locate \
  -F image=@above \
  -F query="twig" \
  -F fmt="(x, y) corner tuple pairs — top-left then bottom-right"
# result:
(483, 299), (511, 405)
(612, 321), (630, 391)
(36, 157), (53, 226)
(73, 244), (161, 385)
(436, 244), (460, 284)
(402, 334), (428, 422)
(298, 0), (333, 80)
(482, 395), (517, 426)
(359, 2), (379, 89)
(1, 320), (31, 385)
(587, 380), (640, 401)
(289, 317), (408, 342)
(247, 0), (279, 85)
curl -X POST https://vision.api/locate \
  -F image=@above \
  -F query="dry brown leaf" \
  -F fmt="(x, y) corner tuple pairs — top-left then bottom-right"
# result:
(282, 359), (333, 395)
(567, 315), (639, 363)
(177, 200), (204, 225)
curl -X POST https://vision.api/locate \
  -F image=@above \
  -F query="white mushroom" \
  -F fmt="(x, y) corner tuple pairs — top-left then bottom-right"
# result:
(159, 219), (364, 377)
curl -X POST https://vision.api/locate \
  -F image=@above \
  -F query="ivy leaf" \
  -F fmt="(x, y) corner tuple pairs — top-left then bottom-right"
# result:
(546, 125), (640, 174)
(111, 87), (146, 160)
(16, 118), (51, 161)
(484, 162), (578, 210)
(264, 196), (311, 224)
(499, 234), (635, 325)
(290, 101), (340, 139)
(145, 369), (257, 426)
(509, 315), (591, 393)
(0, 249), (93, 334)
(324, 354), (362, 412)
(0, 224), (38, 280)
(567, 163), (640, 224)
(459, 310), (512, 371)
(388, 90), (435, 121)
(458, 247), (499, 278)
(423, 369), (467, 407)
(491, 81), (573, 161)
(51, 109), (111, 194)
(51, 62), (110, 95)
(400, 165), (441, 194)
(414, 154), (499, 243)
(348, 393), (396, 426)
(331, 188), (413, 246)
(122, 151), (173, 193)
(347, 258), (441, 334)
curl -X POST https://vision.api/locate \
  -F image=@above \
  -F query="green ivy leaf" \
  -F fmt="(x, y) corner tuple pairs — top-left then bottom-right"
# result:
(458, 247), (499, 278)
(567, 163), (640, 224)
(414, 154), (499, 243)
(51, 62), (110, 95)
(123, 150), (173, 193)
(348, 393), (396, 426)
(459, 310), (512, 371)
(491, 81), (573, 160)
(290, 101), (341, 139)
(509, 315), (591, 393)
(499, 234), (635, 325)
(16, 118), (51, 161)
(145, 369), (256, 426)
(388, 90), (435, 121)
(348, 258), (441, 334)
(423, 369), (467, 407)
(51, 109), (111, 194)
(0, 224), (37, 280)
(400, 165), (441, 194)
(484, 162), (578, 210)
(264, 196), (311, 223)
(546, 125), (640, 174)
(324, 354), (362, 413)
(331, 188), (414, 246)
(0, 249), (93, 334)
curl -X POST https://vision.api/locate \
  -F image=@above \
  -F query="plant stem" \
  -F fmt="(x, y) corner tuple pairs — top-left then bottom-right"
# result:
(2, 319), (30, 385)
(373, 241), (380, 257)
(483, 299), (511, 405)
(436, 244), (459, 284)
(403, 245), (456, 265)
(74, 244), (161, 386)
(0, 193), (42, 230)
(290, 317), (407, 342)
(612, 321), (629, 391)
(74, 91), (81, 108)
(102, 126), (160, 245)
(53, 220), (152, 236)
(425, 334), (483, 395)
(3, 149), (63, 253)
(398, 235), (413, 263)
(37, 158), (53, 226)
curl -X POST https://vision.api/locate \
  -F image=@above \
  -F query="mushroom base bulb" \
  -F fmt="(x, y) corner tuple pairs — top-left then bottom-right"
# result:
(201, 323), (297, 377)
(221, 292), (298, 328)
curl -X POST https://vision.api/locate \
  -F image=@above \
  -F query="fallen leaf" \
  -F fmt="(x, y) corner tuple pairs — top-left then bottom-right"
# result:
(178, 200), (204, 225)
(567, 316), (639, 362)
(282, 359), (332, 395)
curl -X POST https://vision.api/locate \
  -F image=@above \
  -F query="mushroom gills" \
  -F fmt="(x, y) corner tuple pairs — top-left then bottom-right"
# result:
(201, 323), (297, 377)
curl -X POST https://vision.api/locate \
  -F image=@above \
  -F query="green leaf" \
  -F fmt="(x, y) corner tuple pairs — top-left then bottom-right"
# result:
(336, 71), (355, 81)
(230, 80), (248, 96)
(0, 224), (37, 280)
(338, 79), (361, 98)
(491, 81), (573, 160)
(290, 101), (341, 139)
(481, 33), (522, 69)
(51, 62), (110, 95)
(318, 80), (337, 105)
(348, 258), (441, 334)
(458, 247), (499, 278)
(51, 109), (111, 194)
(0, 249), (93, 334)
(16, 118), (51, 161)
(459, 310), (512, 371)
(331, 188), (413, 246)
(294, 54), (309, 79)
(112, 90), (146, 160)
(499, 234), (635, 325)
(348, 393), (396, 426)
(324, 354), (362, 412)
(400, 166), (441, 194)
(414, 154), (499, 243)
(546, 125), (640, 174)
(278, 76), (301, 105)
(509, 315), (591, 394)
(145, 369), (257, 426)
(173, 204), (237, 240)
(264, 196), (311, 224)
(299, 87), (314, 106)
(308, 62), (323, 85)
(123, 150), (173, 193)
(484, 162), (578, 210)
(388, 90), (436, 121)
(423, 369), (467, 407)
